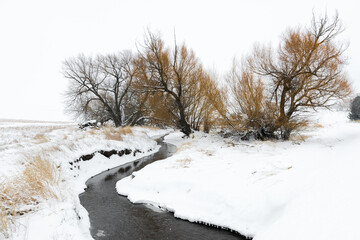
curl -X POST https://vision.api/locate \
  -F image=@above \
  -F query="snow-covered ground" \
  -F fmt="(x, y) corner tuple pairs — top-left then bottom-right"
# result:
(0, 120), (169, 240)
(117, 110), (360, 240)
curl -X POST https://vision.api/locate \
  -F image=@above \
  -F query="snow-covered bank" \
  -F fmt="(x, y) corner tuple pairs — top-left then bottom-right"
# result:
(0, 123), (169, 239)
(116, 111), (360, 240)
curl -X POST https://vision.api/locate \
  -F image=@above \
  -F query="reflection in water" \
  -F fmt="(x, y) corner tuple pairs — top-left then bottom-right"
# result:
(104, 173), (115, 181)
(79, 141), (247, 240)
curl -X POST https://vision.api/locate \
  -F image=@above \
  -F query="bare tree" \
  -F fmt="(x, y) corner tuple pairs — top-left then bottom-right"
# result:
(63, 51), (146, 126)
(245, 13), (351, 139)
(134, 32), (218, 135)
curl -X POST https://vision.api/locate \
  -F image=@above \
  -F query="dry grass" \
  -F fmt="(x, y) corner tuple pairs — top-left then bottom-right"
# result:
(86, 129), (96, 135)
(290, 134), (311, 142)
(22, 155), (60, 200)
(0, 155), (61, 238)
(0, 185), (15, 238)
(104, 128), (123, 141)
(118, 126), (133, 135)
(103, 126), (133, 141)
(175, 158), (192, 168)
(33, 133), (48, 143)
(200, 149), (214, 156)
(176, 142), (192, 152)
(312, 123), (324, 128)
(47, 145), (62, 153)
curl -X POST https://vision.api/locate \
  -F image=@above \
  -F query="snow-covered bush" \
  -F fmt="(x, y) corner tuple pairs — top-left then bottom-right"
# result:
(349, 96), (360, 120)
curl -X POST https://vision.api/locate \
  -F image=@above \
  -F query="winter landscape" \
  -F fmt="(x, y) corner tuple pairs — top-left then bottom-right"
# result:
(1, 110), (360, 239)
(1, 0), (360, 239)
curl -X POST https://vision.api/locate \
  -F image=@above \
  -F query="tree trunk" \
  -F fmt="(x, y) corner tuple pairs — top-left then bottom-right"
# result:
(178, 118), (192, 136)
(276, 111), (292, 140)
(175, 98), (192, 136)
(280, 127), (292, 140)
(203, 123), (210, 133)
(113, 118), (122, 127)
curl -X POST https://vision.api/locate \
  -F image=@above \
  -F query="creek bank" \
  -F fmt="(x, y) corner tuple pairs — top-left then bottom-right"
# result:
(80, 140), (247, 239)
(68, 148), (150, 170)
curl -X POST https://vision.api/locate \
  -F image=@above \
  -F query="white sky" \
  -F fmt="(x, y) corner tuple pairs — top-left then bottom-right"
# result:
(0, 0), (359, 121)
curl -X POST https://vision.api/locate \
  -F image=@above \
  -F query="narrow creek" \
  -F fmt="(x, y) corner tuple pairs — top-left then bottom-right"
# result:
(79, 139), (247, 240)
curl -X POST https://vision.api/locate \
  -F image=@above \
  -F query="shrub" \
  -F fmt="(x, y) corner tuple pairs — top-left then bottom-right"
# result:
(349, 96), (360, 120)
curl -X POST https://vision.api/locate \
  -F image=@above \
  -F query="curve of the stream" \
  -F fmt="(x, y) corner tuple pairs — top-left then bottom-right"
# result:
(79, 139), (247, 240)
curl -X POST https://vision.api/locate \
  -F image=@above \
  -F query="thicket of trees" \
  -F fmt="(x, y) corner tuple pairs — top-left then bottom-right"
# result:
(64, 13), (351, 140)
(63, 33), (219, 136)
(226, 13), (351, 139)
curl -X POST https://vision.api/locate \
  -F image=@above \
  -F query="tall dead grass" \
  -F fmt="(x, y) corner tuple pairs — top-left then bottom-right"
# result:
(289, 134), (311, 142)
(176, 142), (191, 152)
(0, 155), (60, 238)
(33, 133), (48, 143)
(103, 126), (133, 141)
(312, 123), (324, 128)
(0, 181), (15, 238)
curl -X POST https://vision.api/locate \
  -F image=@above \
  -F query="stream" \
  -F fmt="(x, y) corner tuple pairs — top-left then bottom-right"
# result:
(79, 140), (247, 240)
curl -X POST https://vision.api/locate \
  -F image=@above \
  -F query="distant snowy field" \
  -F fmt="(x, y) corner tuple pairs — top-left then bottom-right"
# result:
(117, 110), (360, 240)
(0, 120), (169, 240)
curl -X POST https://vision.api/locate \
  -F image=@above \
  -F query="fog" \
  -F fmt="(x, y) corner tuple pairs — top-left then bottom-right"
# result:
(0, 0), (359, 121)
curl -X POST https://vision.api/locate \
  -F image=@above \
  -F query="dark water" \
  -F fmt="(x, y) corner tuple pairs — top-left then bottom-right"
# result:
(79, 141), (247, 240)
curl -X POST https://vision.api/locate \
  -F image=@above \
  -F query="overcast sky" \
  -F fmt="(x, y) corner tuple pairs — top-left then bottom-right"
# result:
(0, 0), (359, 121)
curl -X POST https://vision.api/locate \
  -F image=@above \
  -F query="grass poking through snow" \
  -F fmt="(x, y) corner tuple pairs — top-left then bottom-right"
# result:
(0, 154), (61, 238)
(103, 126), (133, 141)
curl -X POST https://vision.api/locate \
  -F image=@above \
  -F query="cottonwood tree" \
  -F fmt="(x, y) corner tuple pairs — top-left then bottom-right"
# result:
(63, 51), (146, 126)
(227, 61), (278, 139)
(245, 13), (351, 139)
(134, 32), (218, 135)
(184, 71), (219, 132)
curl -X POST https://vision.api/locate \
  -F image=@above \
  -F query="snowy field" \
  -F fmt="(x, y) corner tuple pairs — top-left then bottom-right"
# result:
(2, 111), (359, 240)
(117, 110), (360, 240)
(0, 120), (168, 239)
